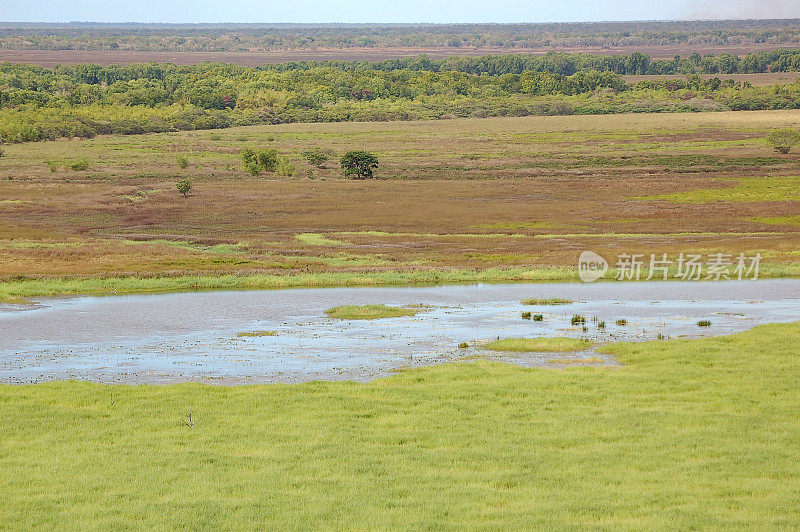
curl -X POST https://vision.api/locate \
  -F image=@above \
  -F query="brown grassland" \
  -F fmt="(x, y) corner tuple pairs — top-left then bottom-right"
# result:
(0, 110), (799, 297)
(3, 42), (800, 67)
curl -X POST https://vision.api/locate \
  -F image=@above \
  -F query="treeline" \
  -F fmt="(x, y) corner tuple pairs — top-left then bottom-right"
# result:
(2, 20), (800, 51)
(3, 55), (800, 143)
(273, 49), (800, 76)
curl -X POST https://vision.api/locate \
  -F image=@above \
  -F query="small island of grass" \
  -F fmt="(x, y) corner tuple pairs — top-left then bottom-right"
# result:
(325, 304), (424, 320)
(521, 298), (573, 306)
(484, 337), (592, 352)
(237, 330), (278, 338)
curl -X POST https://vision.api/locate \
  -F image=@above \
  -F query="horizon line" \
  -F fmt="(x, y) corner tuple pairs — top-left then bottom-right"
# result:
(2, 17), (799, 25)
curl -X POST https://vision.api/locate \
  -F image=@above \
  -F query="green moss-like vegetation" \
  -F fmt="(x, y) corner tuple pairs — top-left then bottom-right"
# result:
(325, 304), (422, 320)
(521, 298), (573, 305)
(751, 215), (800, 227)
(644, 176), (800, 203)
(294, 233), (348, 247)
(236, 330), (278, 337)
(484, 337), (592, 352)
(2, 323), (799, 527)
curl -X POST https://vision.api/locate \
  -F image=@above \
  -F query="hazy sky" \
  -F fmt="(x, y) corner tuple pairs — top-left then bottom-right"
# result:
(3, 0), (800, 24)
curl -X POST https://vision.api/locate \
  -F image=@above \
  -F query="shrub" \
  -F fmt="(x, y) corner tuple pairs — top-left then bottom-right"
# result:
(176, 155), (189, 169)
(532, 314), (544, 321)
(67, 158), (90, 171)
(45, 160), (59, 173)
(257, 149), (279, 173)
(616, 319), (628, 326)
(766, 129), (800, 154)
(276, 156), (296, 177)
(242, 148), (279, 174)
(245, 161), (261, 176)
(176, 179), (192, 197)
(302, 148), (331, 167)
(521, 312), (532, 320)
(241, 147), (256, 165)
(341, 150), (379, 179)
(571, 315), (586, 325)
(0, 146), (4, 158)
(458, 342), (469, 349)
(698, 320), (712, 327)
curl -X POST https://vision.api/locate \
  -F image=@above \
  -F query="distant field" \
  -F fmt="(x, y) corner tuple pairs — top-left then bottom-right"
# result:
(623, 72), (800, 86)
(3, 42), (800, 67)
(0, 111), (799, 299)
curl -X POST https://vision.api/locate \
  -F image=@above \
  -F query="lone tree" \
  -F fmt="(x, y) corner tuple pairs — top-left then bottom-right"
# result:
(176, 179), (192, 197)
(341, 150), (378, 179)
(766, 129), (800, 154)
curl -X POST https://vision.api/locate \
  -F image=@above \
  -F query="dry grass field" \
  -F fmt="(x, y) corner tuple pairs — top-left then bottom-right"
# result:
(0, 111), (799, 295)
(3, 42), (799, 67)
(623, 72), (800, 86)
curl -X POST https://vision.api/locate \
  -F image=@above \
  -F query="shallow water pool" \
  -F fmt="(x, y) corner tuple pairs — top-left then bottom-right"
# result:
(0, 279), (798, 384)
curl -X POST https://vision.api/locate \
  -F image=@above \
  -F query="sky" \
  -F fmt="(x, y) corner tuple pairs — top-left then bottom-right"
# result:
(2, 0), (800, 24)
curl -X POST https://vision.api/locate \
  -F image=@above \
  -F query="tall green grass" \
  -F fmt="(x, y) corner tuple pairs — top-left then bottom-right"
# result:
(1, 323), (799, 527)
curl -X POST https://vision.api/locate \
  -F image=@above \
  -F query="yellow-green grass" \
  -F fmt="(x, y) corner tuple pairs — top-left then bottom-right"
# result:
(294, 233), (349, 247)
(2, 261), (800, 304)
(751, 215), (800, 227)
(549, 356), (607, 364)
(2, 323), (800, 527)
(325, 304), (423, 320)
(0, 267), (575, 303)
(236, 331), (278, 338)
(644, 176), (800, 203)
(521, 297), (573, 305)
(484, 337), (592, 352)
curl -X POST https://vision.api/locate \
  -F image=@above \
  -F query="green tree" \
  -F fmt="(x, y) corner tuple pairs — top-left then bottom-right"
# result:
(242, 148), (278, 174)
(176, 179), (192, 197)
(176, 155), (189, 169)
(341, 150), (379, 179)
(257, 149), (279, 173)
(766, 129), (800, 154)
(301, 148), (330, 167)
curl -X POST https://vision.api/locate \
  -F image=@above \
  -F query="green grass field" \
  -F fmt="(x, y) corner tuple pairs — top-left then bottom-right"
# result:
(2, 322), (799, 528)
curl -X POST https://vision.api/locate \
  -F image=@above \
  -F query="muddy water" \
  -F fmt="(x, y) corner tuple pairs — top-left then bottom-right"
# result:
(0, 280), (798, 384)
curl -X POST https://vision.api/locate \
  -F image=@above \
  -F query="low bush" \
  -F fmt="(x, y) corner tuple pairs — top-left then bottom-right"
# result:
(67, 158), (90, 171)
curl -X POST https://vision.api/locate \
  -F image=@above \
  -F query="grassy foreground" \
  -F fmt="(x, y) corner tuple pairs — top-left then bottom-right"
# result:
(2, 323), (800, 528)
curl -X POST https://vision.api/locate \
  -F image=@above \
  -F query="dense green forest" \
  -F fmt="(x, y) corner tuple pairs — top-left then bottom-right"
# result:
(2, 20), (800, 51)
(4, 50), (800, 143)
(280, 48), (800, 75)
